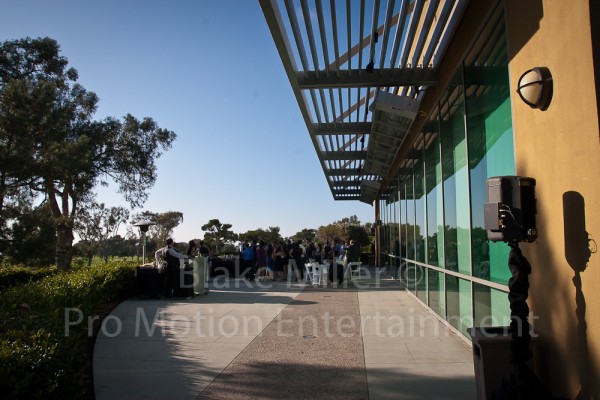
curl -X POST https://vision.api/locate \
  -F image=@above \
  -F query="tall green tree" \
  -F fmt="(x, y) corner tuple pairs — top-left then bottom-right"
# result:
(153, 211), (184, 247)
(335, 215), (361, 225)
(131, 210), (184, 249)
(103, 235), (131, 258)
(0, 41), (67, 238)
(343, 224), (370, 246)
(317, 224), (344, 244)
(74, 202), (129, 265)
(3, 202), (56, 265)
(0, 37), (176, 269)
(316, 215), (369, 246)
(291, 228), (317, 242)
(201, 219), (237, 254)
(239, 226), (282, 244)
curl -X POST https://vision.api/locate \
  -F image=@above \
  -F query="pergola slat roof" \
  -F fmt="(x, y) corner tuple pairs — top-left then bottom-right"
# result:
(260, 0), (469, 203)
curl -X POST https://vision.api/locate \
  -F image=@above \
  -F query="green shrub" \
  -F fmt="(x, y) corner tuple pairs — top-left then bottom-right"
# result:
(0, 265), (58, 292)
(0, 260), (136, 399)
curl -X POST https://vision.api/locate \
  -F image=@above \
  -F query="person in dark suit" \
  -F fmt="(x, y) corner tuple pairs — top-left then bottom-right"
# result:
(164, 238), (188, 298)
(198, 240), (210, 257)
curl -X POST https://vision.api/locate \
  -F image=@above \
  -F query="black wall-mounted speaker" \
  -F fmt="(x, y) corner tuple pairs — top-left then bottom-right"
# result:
(484, 176), (537, 243)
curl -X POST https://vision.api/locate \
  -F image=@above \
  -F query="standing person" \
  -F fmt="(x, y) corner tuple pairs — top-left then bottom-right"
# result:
(335, 249), (344, 286)
(186, 240), (197, 258)
(370, 242), (376, 267)
(344, 240), (361, 281)
(293, 240), (304, 282)
(287, 245), (296, 282)
(252, 241), (258, 264)
(314, 243), (322, 263)
(306, 240), (316, 262)
(238, 241), (245, 273)
(164, 238), (189, 298)
(196, 240), (211, 278)
(334, 241), (342, 260)
(198, 240), (210, 257)
(255, 240), (267, 280)
(325, 242), (336, 284)
(299, 240), (307, 263)
(288, 242), (305, 282)
(324, 242), (332, 261)
(273, 244), (285, 281)
(346, 240), (361, 263)
(266, 242), (274, 281)
(242, 242), (255, 280)
(324, 241), (343, 286)
(288, 240), (296, 280)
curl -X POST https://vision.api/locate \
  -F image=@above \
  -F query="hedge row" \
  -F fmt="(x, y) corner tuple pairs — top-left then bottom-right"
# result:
(0, 261), (137, 399)
(0, 265), (58, 291)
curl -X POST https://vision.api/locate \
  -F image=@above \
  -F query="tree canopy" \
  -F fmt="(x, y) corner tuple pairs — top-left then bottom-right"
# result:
(201, 219), (237, 253)
(317, 215), (370, 246)
(131, 210), (184, 249)
(74, 202), (129, 264)
(0, 37), (176, 268)
(291, 228), (317, 242)
(239, 226), (282, 245)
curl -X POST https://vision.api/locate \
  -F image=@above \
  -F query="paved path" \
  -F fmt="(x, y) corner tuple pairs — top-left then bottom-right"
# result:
(198, 287), (368, 399)
(94, 273), (475, 399)
(359, 283), (476, 399)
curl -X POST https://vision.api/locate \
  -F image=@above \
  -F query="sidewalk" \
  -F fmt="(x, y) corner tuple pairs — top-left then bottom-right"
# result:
(93, 272), (475, 399)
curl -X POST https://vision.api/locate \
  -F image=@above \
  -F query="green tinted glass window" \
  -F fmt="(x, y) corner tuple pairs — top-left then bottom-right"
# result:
(414, 147), (426, 263)
(383, 3), (514, 343)
(399, 182), (407, 258)
(428, 269), (445, 317)
(385, 189), (400, 256)
(465, 7), (514, 284)
(441, 73), (471, 274)
(416, 264), (427, 303)
(406, 177), (415, 260)
(473, 283), (510, 327)
(406, 262), (417, 293)
(393, 190), (400, 255)
(380, 199), (387, 254)
(383, 199), (387, 253)
(446, 275), (472, 336)
(389, 255), (401, 281)
(424, 119), (444, 267)
(445, 275), (460, 330)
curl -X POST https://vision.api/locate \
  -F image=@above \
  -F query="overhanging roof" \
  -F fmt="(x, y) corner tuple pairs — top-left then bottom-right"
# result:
(260, 0), (469, 204)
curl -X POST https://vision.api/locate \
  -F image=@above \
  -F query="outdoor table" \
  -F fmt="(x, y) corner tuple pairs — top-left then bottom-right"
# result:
(173, 261), (195, 298)
(135, 265), (165, 298)
(210, 256), (240, 278)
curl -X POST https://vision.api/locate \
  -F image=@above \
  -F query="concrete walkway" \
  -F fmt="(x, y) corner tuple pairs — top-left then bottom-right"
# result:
(94, 272), (475, 399)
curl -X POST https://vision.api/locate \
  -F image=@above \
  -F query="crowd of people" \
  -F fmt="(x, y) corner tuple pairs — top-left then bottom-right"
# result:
(156, 237), (363, 297)
(238, 239), (361, 284)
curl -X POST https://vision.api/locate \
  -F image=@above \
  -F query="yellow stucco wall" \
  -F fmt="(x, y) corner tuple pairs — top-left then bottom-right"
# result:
(506, 0), (600, 397)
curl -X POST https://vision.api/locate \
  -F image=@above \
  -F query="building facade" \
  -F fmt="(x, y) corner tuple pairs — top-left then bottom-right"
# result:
(378, 2), (599, 397)
(262, 1), (599, 397)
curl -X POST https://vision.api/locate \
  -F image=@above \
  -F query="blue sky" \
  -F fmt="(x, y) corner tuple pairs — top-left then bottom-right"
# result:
(0, 0), (374, 240)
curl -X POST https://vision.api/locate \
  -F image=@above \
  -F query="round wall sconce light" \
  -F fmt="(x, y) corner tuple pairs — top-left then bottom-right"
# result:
(516, 67), (553, 111)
